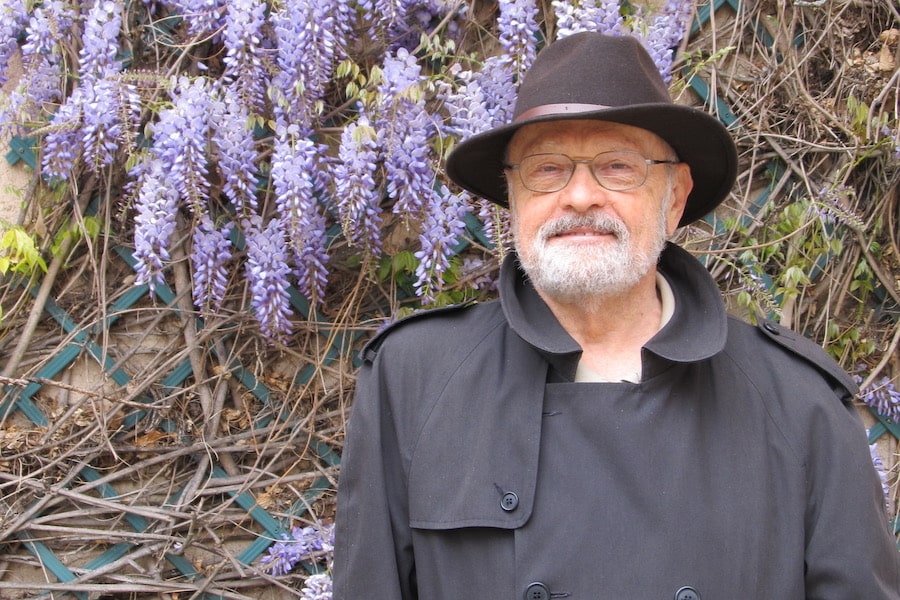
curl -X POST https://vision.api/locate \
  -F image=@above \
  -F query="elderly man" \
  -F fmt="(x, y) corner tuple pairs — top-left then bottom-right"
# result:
(333, 32), (900, 599)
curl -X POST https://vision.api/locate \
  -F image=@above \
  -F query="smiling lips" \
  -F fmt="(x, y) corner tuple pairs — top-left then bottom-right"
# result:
(536, 213), (629, 248)
(553, 227), (614, 238)
(546, 224), (621, 245)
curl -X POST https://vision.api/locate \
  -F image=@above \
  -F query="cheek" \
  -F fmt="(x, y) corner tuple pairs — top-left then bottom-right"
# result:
(510, 200), (544, 244)
(508, 189), (534, 236)
(621, 206), (663, 242)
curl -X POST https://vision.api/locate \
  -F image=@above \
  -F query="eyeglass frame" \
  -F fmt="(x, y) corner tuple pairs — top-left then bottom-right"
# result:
(504, 150), (680, 194)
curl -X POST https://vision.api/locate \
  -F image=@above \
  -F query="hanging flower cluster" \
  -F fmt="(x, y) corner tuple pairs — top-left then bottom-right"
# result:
(639, 0), (693, 84)
(553, 0), (625, 38)
(261, 523), (335, 588)
(868, 440), (891, 510)
(498, 0), (540, 78)
(551, 0), (692, 83)
(334, 109), (382, 256)
(222, 0), (269, 112)
(165, 0), (227, 39)
(0, 1), (28, 87)
(271, 128), (331, 307)
(440, 55), (517, 250)
(858, 374), (900, 423)
(2, 0), (695, 346)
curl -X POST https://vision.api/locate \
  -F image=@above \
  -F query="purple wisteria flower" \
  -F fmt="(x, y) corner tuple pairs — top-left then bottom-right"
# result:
(222, 0), (269, 112)
(880, 124), (900, 161)
(382, 103), (436, 219)
(377, 0), (466, 52)
(497, 0), (539, 76)
(360, 0), (403, 46)
(474, 197), (512, 255)
(301, 573), (333, 600)
(639, 0), (692, 84)
(292, 204), (330, 308)
(243, 213), (294, 343)
(270, 0), (352, 128)
(858, 374), (900, 423)
(334, 111), (383, 255)
(812, 185), (865, 231)
(440, 56), (516, 250)
(79, 0), (123, 82)
(414, 185), (468, 302)
(1, 56), (64, 138)
(132, 158), (180, 293)
(43, 72), (140, 180)
(271, 128), (331, 306)
(81, 76), (141, 173)
(377, 47), (423, 100)
(21, 0), (77, 60)
(868, 439), (891, 511)
(735, 266), (779, 317)
(0, 0), (28, 86)
(460, 256), (498, 292)
(261, 523), (335, 576)
(165, 0), (227, 39)
(150, 77), (212, 213)
(42, 87), (85, 181)
(210, 87), (260, 214)
(553, 0), (624, 38)
(8, 1), (73, 141)
(377, 49), (436, 218)
(441, 56), (516, 140)
(191, 212), (233, 312)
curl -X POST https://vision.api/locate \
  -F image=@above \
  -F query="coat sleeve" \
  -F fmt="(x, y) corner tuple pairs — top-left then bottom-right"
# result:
(332, 356), (417, 599)
(802, 389), (900, 599)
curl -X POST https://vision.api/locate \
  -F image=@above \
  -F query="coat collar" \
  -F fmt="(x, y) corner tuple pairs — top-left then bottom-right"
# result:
(498, 243), (728, 381)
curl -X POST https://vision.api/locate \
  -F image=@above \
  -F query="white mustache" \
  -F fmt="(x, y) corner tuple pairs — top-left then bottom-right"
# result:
(538, 213), (628, 242)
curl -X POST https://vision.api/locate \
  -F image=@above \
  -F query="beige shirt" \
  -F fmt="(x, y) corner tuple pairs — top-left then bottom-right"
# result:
(574, 273), (674, 383)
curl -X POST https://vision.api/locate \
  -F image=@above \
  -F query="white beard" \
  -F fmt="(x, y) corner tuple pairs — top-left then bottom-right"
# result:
(514, 209), (668, 302)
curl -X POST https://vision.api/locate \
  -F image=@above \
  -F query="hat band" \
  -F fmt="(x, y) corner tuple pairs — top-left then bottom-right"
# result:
(513, 103), (612, 123)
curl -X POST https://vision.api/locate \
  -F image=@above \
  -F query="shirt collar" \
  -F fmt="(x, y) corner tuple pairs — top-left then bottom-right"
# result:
(498, 243), (728, 381)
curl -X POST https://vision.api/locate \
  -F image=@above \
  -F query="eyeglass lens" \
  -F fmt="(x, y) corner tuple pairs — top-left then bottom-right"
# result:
(516, 151), (654, 193)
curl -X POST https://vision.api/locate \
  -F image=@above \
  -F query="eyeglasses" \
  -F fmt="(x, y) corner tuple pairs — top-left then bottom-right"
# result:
(505, 150), (679, 194)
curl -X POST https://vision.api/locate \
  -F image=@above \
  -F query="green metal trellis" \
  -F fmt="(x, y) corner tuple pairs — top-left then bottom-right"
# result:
(2, 0), (898, 594)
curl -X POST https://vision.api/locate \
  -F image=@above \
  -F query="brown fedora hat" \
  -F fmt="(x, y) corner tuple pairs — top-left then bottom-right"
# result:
(445, 32), (738, 226)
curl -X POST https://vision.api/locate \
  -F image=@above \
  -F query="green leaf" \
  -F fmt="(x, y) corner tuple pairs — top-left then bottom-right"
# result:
(391, 251), (415, 273)
(1, 227), (47, 274)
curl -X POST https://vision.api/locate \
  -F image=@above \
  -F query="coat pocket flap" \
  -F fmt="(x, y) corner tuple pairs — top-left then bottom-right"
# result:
(408, 386), (543, 529)
(407, 386), (543, 530)
(406, 327), (548, 530)
(409, 469), (534, 530)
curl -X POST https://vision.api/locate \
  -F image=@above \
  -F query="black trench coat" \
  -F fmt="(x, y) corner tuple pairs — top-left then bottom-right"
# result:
(333, 244), (900, 599)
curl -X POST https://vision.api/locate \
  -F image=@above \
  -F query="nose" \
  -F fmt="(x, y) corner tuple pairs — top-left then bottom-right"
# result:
(559, 161), (610, 212)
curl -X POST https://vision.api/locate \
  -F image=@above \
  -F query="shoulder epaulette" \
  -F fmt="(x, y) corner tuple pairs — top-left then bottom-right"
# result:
(361, 300), (478, 364)
(756, 318), (858, 396)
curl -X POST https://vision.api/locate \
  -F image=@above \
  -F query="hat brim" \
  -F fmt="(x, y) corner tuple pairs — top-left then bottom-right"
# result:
(445, 104), (737, 227)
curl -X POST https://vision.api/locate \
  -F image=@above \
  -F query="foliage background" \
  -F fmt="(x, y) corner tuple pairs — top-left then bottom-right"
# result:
(0, 0), (898, 597)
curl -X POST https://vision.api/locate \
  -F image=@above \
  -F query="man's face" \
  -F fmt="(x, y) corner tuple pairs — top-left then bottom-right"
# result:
(505, 119), (692, 302)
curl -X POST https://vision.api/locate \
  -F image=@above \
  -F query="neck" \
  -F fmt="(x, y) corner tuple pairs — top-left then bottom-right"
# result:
(538, 270), (663, 380)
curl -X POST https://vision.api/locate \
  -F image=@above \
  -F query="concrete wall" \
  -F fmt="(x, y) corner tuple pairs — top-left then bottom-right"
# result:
(1, 52), (29, 226)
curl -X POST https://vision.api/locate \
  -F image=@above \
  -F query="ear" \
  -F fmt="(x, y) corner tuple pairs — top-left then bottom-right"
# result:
(665, 163), (693, 235)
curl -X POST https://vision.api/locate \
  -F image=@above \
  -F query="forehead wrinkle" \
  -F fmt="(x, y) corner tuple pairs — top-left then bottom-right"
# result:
(509, 120), (670, 162)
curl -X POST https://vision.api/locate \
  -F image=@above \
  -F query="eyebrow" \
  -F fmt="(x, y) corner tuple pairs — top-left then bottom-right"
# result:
(516, 137), (570, 155)
(516, 136), (649, 157)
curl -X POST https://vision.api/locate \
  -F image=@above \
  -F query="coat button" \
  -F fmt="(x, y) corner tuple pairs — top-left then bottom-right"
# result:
(524, 581), (549, 600)
(500, 491), (519, 511)
(675, 586), (701, 600)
